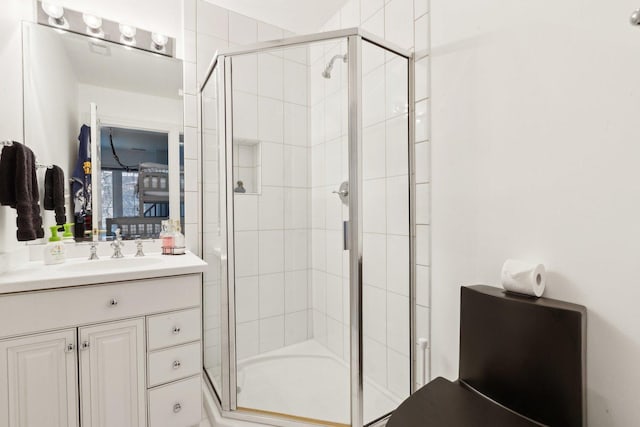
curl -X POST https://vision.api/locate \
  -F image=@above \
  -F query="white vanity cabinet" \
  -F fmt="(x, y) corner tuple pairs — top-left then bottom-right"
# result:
(0, 272), (204, 427)
(0, 329), (79, 427)
(79, 318), (146, 427)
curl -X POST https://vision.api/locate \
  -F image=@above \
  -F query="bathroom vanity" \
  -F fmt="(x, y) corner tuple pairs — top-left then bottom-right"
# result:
(0, 252), (207, 427)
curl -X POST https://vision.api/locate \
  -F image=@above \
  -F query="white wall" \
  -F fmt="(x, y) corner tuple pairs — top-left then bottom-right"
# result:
(430, 0), (640, 425)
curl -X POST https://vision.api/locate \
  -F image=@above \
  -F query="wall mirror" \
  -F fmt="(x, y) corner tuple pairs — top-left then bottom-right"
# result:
(22, 21), (184, 242)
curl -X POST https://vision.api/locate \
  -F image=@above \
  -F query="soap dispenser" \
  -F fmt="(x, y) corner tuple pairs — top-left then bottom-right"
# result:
(62, 223), (75, 243)
(44, 225), (66, 265)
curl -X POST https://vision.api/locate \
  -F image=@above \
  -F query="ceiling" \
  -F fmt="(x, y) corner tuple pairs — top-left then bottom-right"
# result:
(204, 0), (349, 34)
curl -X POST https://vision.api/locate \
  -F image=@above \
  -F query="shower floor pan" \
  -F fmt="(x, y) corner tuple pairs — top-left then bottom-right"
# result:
(229, 339), (401, 426)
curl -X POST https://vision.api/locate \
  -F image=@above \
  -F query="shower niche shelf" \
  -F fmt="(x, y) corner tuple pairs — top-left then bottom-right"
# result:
(232, 138), (261, 195)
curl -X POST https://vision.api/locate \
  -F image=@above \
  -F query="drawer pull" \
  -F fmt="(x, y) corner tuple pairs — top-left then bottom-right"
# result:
(173, 402), (182, 413)
(173, 360), (182, 369)
(81, 341), (90, 350)
(172, 326), (181, 335)
(65, 343), (75, 353)
(109, 298), (118, 307)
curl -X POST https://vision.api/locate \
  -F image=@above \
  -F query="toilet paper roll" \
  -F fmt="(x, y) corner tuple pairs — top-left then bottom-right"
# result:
(501, 259), (546, 297)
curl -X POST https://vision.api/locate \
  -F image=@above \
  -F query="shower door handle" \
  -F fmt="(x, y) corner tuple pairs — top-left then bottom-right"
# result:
(343, 221), (349, 251)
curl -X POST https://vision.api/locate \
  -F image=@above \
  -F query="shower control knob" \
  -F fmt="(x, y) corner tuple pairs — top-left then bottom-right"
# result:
(173, 403), (182, 413)
(173, 360), (181, 369)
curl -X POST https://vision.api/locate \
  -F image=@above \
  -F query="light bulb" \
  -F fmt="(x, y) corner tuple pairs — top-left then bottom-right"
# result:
(151, 33), (168, 48)
(119, 24), (137, 45)
(83, 14), (102, 30)
(42, 2), (64, 19)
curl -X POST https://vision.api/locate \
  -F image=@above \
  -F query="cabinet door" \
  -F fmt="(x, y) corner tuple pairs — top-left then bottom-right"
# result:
(0, 329), (78, 427)
(79, 318), (146, 427)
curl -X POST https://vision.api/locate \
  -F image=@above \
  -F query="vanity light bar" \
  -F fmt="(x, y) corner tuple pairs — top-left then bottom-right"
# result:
(37, 1), (175, 58)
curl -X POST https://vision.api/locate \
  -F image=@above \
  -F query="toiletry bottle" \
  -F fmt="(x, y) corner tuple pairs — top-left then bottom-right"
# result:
(172, 220), (186, 255)
(44, 226), (66, 265)
(160, 220), (174, 255)
(62, 223), (75, 243)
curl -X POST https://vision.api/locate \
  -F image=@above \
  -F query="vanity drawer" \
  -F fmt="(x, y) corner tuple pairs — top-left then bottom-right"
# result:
(148, 375), (202, 427)
(0, 275), (200, 339)
(147, 308), (201, 351)
(148, 341), (201, 387)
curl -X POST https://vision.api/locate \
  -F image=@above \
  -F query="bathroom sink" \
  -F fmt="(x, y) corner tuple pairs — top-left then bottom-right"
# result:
(61, 257), (163, 273)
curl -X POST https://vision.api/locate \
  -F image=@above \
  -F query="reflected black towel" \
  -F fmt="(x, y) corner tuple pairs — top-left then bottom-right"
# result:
(44, 165), (66, 225)
(0, 142), (44, 241)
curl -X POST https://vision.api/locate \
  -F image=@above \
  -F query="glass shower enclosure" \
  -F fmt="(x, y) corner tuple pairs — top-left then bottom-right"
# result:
(201, 28), (415, 427)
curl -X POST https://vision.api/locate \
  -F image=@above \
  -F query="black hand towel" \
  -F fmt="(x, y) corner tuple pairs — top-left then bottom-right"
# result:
(44, 165), (66, 225)
(0, 142), (44, 241)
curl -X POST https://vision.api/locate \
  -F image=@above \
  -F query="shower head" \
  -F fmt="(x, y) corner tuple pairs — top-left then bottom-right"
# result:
(322, 54), (347, 79)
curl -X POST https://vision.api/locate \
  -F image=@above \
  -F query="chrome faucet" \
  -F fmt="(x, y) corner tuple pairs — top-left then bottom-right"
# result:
(111, 228), (124, 258)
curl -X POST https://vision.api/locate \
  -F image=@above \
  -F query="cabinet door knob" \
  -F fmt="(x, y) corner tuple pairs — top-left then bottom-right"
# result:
(173, 402), (182, 413)
(81, 341), (90, 350)
(172, 326), (181, 335)
(173, 360), (182, 369)
(65, 343), (75, 353)
(109, 298), (118, 307)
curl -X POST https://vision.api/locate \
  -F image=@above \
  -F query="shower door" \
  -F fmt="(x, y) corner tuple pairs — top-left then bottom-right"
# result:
(227, 38), (353, 426)
(201, 29), (414, 427)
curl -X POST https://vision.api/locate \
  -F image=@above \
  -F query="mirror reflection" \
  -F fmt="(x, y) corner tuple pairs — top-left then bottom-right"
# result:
(22, 22), (184, 241)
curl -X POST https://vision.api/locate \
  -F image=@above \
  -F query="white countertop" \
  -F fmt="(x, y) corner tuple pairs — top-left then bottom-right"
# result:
(0, 252), (207, 295)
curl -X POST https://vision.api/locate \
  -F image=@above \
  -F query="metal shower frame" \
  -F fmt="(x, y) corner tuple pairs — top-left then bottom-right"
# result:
(199, 27), (416, 427)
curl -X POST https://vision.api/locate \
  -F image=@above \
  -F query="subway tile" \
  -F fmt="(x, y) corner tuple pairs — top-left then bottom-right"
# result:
(311, 188), (326, 229)
(325, 137), (345, 186)
(183, 126), (198, 160)
(325, 230), (344, 276)
(311, 229), (326, 271)
(284, 146), (309, 188)
(386, 114), (409, 177)
(183, 30), (196, 63)
(285, 311), (308, 345)
(197, 1), (229, 40)
(361, 6), (384, 39)
(232, 54), (258, 94)
(416, 183), (430, 224)
(326, 273), (344, 322)
(183, 0), (196, 32)
(235, 231), (259, 277)
(185, 191), (199, 223)
(235, 276), (259, 323)
(184, 159), (198, 192)
(416, 304), (430, 339)
(363, 284), (387, 344)
(341, 0), (361, 28)
(285, 270), (308, 313)
(385, 0), (414, 50)
(184, 94), (197, 127)
(414, 13), (430, 58)
(258, 186), (284, 230)
(284, 188), (308, 230)
(386, 56), (409, 119)
(229, 12), (258, 45)
(362, 0), (385, 23)
(416, 224), (430, 266)
(284, 229), (308, 271)
(415, 99), (430, 142)
(387, 235), (410, 296)
(363, 122), (386, 180)
(327, 317), (344, 358)
(232, 91), (258, 139)
(312, 270), (327, 312)
(387, 292), (410, 356)
(284, 46), (308, 66)
(196, 33), (228, 84)
(259, 315), (284, 352)
(386, 175), (410, 235)
(258, 97), (284, 143)
(258, 54), (284, 100)
(363, 178), (386, 233)
(260, 142), (284, 186)
(363, 232), (387, 289)
(236, 320), (259, 359)
(183, 61), (197, 95)
(415, 141), (430, 182)
(313, 310), (327, 345)
(415, 56), (429, 101)
(234, 194), (258, 230)
(364, 337), (387, 386)
(363, 39), (386, 76)
(387, 350), (410, 398)
(259, 272), (285, 317)
(259, 230), (284, 274)
(284, 60), (308, 105)
(362, 65), (386, 127)
(415, 0), (429, 18)
(416, 265), (431, 307)
(284, 103), (308, 147)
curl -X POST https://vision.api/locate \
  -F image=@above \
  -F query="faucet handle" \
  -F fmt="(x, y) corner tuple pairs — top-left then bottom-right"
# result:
(135, 239), (145, 257)
(88, 242), (99, 260)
